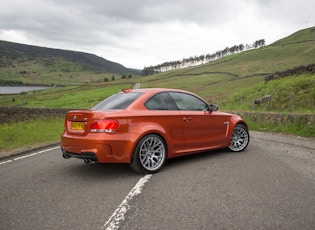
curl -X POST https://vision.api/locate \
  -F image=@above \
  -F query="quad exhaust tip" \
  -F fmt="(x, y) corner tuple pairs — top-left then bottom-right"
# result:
(61, 148), (97, 164)
(84, 158), (96, 164)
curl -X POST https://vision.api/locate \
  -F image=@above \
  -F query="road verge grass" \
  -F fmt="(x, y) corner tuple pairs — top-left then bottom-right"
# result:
(243, 114), (315, 137)
(0, 117), (64, 156)
(1, 113), (313, 158)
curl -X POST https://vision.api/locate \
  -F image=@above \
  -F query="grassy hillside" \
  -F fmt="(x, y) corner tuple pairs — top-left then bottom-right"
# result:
(140, 27), (315, 102)
(222, 73), (315, 113)
(0, 40), (140, 85)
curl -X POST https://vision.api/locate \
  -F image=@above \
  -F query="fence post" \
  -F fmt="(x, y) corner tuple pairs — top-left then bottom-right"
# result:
(290, 93), (294, 111)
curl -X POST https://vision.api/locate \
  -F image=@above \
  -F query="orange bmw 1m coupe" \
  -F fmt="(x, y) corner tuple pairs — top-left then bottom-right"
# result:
(61, 88), (249, 174)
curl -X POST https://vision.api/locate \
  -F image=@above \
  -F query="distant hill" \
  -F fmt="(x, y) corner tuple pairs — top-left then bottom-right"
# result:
(0, 40), (140, 75)
(1, 26), (314, 86)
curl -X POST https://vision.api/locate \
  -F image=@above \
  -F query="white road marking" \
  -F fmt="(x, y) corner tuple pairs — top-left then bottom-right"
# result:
(0, 146), (59, 165)
(1, 146), (152, 229)
(102, 174), (152, 230)
(0, 160), (12, 165)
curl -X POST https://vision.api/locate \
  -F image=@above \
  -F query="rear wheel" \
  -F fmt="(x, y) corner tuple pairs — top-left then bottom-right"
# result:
(131, 134), (167, 174)
(228, 124), (249, 152)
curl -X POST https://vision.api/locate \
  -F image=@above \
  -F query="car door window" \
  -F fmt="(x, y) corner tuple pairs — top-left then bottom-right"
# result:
(169, 92), (207, 111)
(145, 92), (178, 110)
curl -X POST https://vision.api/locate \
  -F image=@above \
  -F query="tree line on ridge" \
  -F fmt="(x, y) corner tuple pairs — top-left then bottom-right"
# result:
(142, 39), (265, 76)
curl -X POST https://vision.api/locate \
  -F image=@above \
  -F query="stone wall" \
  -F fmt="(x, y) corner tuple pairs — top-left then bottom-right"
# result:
(0, 107), (73, 124)
(0, 107), (314, 128)
(231, 111), (314, 128)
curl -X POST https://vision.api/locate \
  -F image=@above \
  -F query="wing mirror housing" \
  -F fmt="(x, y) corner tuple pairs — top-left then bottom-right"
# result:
(208, 104), (219, 111)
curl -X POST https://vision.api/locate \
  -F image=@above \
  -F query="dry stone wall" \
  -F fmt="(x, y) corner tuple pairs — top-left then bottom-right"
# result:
(0, 107), (73, 124)
(0, 107), (314, 128)
(231, 111), (314, 128)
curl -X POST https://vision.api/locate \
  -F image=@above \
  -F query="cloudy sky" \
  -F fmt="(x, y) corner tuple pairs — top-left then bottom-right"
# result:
(0, 0), (314, 69)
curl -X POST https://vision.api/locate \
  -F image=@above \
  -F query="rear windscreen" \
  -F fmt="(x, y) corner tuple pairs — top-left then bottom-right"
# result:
(92, 92), (143, 110)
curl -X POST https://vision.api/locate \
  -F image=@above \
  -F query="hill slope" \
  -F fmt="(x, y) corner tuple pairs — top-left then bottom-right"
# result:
(0, 40), (140, 80)
(140, 26), (315, 101)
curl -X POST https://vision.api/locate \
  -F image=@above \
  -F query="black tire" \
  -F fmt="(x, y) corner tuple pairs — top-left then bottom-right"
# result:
(131, 134), (167, 174)
(228, 124), (249, 152)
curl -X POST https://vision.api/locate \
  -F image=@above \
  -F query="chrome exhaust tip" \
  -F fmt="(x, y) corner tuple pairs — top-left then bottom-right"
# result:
(61, 149), (71, 159)
(84, 158), (96, 164)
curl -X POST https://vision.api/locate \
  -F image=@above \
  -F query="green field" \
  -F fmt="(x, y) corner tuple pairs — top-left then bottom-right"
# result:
(0, 84), (133, 108)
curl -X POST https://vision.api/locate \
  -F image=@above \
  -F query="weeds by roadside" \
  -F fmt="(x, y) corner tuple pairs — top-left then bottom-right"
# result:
(243, 114), (315, 137)
(0, 117), (64, 154)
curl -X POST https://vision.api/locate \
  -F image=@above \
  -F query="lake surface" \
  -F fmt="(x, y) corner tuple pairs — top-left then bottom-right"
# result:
(0, 86), (51, 94)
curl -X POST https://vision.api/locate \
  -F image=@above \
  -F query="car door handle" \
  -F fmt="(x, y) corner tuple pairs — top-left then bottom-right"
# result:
(183, 117), (192, 122)
(224, 121), (230, 125)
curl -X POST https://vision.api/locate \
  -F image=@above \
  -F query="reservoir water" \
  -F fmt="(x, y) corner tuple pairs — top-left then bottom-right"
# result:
(0, 86), (51, 94)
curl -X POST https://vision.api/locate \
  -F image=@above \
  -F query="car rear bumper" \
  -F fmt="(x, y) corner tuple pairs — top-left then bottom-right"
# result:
(60, 133), (137, 163)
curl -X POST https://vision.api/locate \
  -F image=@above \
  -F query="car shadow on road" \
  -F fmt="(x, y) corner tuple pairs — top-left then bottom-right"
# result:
(59, 161), (140, 180)
(59, 148), (249, 178)
(164, 148), (247, 170)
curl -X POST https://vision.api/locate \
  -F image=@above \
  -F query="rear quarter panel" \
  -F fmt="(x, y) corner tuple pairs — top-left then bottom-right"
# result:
(126, 110), (185, 157)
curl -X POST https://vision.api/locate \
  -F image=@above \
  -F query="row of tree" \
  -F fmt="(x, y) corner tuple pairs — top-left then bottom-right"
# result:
(142, 39), (265, 76)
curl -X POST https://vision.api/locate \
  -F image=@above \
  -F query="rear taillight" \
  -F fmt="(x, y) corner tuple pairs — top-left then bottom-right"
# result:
(63, 118), (67, 131)
(90, 119), (119, 133)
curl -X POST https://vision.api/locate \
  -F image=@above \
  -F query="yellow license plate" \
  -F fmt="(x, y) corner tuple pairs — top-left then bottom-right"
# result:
(71, 122), (84, 130)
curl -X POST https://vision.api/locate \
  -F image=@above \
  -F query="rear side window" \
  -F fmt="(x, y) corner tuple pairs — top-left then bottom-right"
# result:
(145, 92), (178, 110)
(92, 92), (142, 110)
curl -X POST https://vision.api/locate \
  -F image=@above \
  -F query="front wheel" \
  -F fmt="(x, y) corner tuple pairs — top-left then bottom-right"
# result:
(228, 124), (249, 152)
(131, 134), (167, 174)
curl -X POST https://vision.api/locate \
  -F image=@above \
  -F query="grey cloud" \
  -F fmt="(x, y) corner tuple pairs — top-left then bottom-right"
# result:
(0, 0), (262, 43)
(53, 0), (240, 24)
(0, 0), (314, 68)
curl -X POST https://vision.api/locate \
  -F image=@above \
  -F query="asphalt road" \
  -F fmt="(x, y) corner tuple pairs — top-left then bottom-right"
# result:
(0, 132), (314, 230)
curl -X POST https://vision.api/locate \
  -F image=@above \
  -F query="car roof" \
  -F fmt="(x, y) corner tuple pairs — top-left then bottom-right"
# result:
(126, 88), (191, 94)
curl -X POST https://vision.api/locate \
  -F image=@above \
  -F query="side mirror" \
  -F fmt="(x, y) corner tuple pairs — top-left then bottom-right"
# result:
(208, 104), (219, 111)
